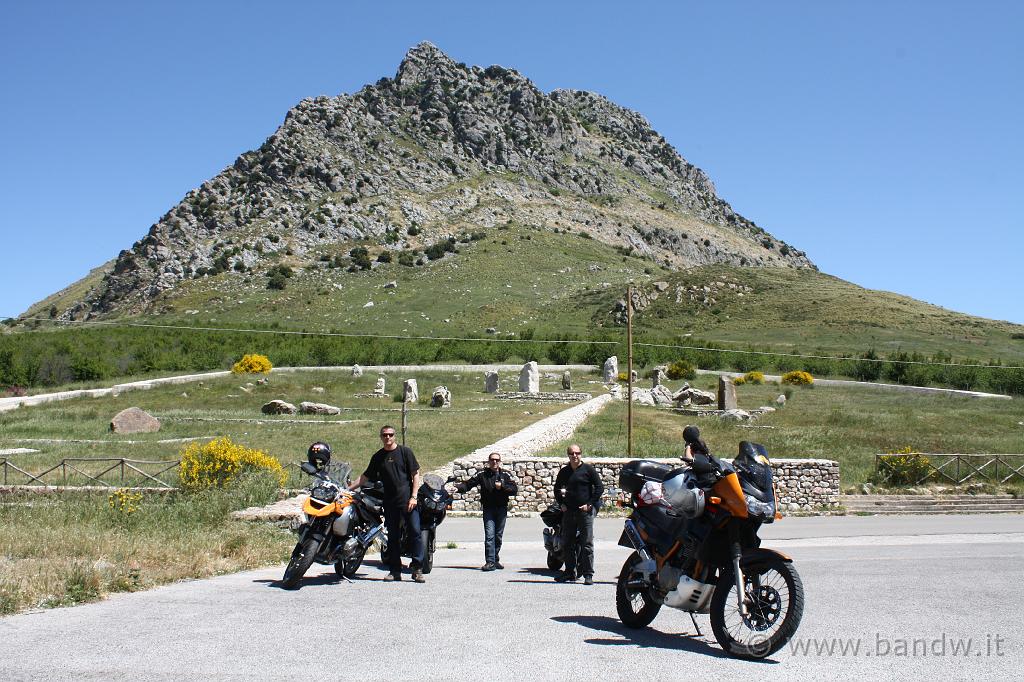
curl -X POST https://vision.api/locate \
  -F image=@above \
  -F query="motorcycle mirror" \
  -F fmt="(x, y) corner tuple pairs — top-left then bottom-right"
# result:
(300, 462), (318, 476)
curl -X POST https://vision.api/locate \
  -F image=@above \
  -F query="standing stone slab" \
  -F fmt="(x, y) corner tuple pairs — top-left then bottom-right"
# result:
(603, 356), (619, 383)
(351, 364), (363, 377)
(561, 371), (572, 390)
(652, 367), (667, 388)
(719, 376), (738, 411)
(519, 361), (540, 393)
(110, 407), (160, 434)
(484, 371), (499, 394)
(403, 379), (419, 404)
(374, 377), (386, 395)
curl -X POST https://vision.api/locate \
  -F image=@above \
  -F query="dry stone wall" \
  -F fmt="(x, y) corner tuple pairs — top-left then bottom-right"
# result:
(450, 456), (839, 513)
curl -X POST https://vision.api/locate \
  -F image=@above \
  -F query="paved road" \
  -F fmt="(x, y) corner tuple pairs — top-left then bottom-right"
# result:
(2, 515), (1022, 681)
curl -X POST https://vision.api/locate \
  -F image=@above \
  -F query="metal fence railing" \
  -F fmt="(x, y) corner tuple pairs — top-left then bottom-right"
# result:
(874, 453), (1024, 486)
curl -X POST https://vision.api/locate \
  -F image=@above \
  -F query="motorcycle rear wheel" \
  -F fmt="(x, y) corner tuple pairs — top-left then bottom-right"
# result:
(709, 557), (804, 660)
(615, 552), (662, 628)
(282, 537), (319, 589)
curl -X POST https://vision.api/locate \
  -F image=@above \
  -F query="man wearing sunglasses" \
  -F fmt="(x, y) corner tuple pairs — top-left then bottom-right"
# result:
(350, 425), (425, 583)
(452, 452), (518, 571)
(553, 444), (603, 585)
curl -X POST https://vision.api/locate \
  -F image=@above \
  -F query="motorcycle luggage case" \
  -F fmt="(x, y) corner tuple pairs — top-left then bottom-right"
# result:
(619, 460), (675, 495)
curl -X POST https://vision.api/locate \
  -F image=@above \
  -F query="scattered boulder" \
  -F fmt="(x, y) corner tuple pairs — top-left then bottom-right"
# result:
(262, 400), (297, 415)
(110, 407), (160, 434)
(561, 371), (572, 390)
(486, 327), (497, 334)
(651, 384), (675, 405)
(776, 394), (787, 407)
(631, 389), (656, 406)
(300, 402), (342, 415)
(403, 379), (419, 403)
(673, 384), (716, 406)
(311, 386), (325, 393)
(384, 281), (397, 289)
(351, 365), (363, 377)
(256, 378), (269, 385)
(758, 406), (777, 413)
(718, 377), (737, 411)
(430, 386), (452, 408)
(485, 371), (499, 393)
(519, 361), (540, 393)
(603, 356), (619, 383)
(374, 377), (386, 395)
(721, 409), (751, 421)
(630, 369), (638, 383)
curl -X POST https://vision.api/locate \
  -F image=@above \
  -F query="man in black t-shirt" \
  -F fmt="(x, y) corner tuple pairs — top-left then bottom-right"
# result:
(350, 425), (425, 582)
(553, 443), (603, 585)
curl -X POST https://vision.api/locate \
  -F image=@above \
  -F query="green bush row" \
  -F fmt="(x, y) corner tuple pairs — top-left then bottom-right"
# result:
(1, 326), (1022, 395)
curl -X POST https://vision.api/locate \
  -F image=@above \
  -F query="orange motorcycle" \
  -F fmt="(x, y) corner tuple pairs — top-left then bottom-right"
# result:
(615, 442), (804, 659)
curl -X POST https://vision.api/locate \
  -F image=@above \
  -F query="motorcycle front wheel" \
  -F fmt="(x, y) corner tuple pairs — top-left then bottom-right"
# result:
(420, 529), (435, 574)
(336, 542), (366, 579)
(282, 537), (319, 589)
(615, 551), (662, 628)
(709, 557), (804, 660)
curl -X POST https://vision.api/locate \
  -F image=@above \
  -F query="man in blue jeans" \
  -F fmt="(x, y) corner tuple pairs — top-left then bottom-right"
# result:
(350, 425), (425, 582)
(453, 452), (518, 570)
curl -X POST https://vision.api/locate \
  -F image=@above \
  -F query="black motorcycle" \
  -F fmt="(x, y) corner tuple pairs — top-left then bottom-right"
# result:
(282, 462), (387, 588)
(540, 503), (585, 572)
(381, 473), (454, 574)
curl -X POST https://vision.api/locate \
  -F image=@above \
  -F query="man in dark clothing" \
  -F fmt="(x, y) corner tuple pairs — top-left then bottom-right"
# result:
(350, 425), (425, 583)
(453, 451), (518, 571)
(553, 443), (603, 585)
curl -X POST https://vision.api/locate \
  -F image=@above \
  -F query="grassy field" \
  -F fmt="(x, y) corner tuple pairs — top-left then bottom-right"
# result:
(540, 378), (1024, 487)
(0, 368), (595, 482)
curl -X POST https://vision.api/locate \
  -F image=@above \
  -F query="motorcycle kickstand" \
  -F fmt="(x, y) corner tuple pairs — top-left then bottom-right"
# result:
(689, 612), (703, 637)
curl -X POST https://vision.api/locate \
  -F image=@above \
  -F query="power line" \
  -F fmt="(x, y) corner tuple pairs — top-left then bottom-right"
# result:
(8, 315), (1024, 371)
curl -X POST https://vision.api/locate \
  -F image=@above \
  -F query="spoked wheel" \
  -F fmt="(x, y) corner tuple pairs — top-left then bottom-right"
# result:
(546, 552), (563, 572)
(710, 557), (804, 659)
(282, 537), (319, 589)
(615, 552), (662, 628)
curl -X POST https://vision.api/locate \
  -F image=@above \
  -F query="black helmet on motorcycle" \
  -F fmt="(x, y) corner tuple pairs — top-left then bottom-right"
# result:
(307, 441), (332, 469)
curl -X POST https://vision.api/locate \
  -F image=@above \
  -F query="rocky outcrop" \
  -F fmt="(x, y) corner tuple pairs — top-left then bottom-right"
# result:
(53, 42), (814, 320)
(110, 407), (160, 434)
(261, 400), (297, 415)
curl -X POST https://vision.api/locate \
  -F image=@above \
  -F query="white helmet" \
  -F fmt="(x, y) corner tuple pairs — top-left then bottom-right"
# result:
(662, 469), (705, 518)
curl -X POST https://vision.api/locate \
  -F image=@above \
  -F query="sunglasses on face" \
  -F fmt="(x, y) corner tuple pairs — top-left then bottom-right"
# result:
(381, 433), (396, 438)
(489, 459), (501, 463)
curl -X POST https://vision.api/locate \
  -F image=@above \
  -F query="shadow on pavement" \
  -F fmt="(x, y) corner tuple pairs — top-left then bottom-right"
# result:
(551, 615), (740, 659)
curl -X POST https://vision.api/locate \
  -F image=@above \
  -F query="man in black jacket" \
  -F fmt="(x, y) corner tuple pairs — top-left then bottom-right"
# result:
(553, 443), (603, 585)
(453, 452), (518, 571)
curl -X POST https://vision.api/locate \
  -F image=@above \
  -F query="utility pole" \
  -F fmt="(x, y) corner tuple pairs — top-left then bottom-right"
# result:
(626, 285), (633, 459)
(401, 399), (408, 446)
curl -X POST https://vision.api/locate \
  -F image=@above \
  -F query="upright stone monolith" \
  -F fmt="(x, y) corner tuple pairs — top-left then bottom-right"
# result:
(403, 379), (419, 403)
(352, 364), (363, 377)
(561, 371), (572, 390)
(519, 361), (540, 393)
(485, 371), (499, 393)
(652, 367), (667, 388)
(603, 356), (619, 383)
(719, 376), (738, 411)
(374, 377), (386, 395)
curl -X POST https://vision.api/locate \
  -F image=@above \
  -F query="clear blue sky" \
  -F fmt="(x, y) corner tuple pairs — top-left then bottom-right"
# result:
(2, 1), (1021, 324)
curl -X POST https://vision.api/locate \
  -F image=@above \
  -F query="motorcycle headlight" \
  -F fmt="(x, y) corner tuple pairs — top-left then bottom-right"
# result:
(310, 484), (338, 503)
(745, 494), (775, 521)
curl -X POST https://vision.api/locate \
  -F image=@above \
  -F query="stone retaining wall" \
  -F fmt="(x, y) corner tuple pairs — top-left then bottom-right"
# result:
(450, 456), (840, 513)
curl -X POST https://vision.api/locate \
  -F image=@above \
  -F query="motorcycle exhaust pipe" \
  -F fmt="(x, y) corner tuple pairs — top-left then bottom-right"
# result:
(624, 520), (657, 576)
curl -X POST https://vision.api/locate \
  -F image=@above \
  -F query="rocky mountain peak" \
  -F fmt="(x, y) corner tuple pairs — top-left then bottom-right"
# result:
(395, 41), (461, 87)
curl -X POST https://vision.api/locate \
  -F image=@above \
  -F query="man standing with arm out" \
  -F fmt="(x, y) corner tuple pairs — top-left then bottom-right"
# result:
(553, 444), (603, 585)
(350, 425), (426, 583)
(452, 452), (518, 571)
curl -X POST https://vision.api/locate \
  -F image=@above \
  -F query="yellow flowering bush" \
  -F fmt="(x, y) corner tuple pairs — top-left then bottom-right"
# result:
(877, 446), (932, 485)
(108, 489), (143, 517)
(733, 375), (746, 386)
(178, 437), (287, 491)
(744, 371), (765, 385)
(231, 354), (272, 374)
(665, 360), (697, 381)
(781, 370), (814, 385)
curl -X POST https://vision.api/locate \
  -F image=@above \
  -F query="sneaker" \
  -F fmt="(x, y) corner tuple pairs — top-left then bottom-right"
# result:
(583, 575), (594, 585)
(481, 563), (496, 571)
(494, 561), (504, 570)
(411, 571), (426, 583)
(383, 573), (401, 582)
(555, 571), (577, 583)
